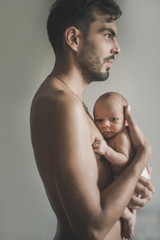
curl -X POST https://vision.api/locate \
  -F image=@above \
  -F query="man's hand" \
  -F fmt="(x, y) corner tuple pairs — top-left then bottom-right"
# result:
(125, 106), (155, 209)
(128, 176), (155, 210)
(125, 106), (152, 160)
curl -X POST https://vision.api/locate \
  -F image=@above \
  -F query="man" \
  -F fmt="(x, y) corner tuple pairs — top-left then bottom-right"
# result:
(30, 1), (154, 239)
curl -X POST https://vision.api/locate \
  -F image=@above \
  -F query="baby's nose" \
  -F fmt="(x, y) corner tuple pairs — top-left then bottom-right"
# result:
(103, 121), (110, 128)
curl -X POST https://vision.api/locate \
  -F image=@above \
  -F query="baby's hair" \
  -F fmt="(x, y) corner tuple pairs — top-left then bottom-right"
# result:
(98, 92), (127, 105)
(94, 91), (128, 114)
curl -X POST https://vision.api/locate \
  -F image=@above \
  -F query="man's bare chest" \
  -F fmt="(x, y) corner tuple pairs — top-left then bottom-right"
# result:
(86, 113), (113, 191)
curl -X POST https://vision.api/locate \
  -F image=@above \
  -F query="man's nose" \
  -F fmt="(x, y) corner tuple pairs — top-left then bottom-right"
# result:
(111, 38), (121, 55)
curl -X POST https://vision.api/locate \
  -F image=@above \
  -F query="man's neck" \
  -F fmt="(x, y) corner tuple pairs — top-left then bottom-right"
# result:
(52, 61), (88, 98)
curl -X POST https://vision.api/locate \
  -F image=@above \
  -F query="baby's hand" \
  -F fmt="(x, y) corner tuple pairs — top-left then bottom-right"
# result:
(92, 138), (108, 155)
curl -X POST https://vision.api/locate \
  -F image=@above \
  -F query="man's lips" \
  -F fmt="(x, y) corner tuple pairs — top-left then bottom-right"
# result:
(104, 56), (115, 67)
(106, 60), (114, 67)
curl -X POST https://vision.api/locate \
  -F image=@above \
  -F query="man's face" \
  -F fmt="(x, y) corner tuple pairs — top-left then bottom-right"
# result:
(79, 12), (120, 83)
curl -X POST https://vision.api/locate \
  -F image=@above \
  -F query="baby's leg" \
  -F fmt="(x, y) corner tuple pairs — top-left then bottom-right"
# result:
(121, 207), (136, 239)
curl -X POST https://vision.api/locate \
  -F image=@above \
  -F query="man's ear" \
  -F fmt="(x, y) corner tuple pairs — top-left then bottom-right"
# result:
(64, 26), (82, 52)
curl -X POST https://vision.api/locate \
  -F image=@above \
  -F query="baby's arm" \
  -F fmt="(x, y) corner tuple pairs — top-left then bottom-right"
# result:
(93, 132), (131, 167)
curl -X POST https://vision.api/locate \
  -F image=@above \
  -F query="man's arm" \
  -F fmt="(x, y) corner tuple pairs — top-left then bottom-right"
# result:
(47, 97), (153, 240)
(125, 106), (154, 209)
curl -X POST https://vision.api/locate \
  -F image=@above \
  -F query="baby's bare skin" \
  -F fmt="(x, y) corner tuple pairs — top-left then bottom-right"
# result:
(93, 93), (149, 238)
(93, 129), (136, 238)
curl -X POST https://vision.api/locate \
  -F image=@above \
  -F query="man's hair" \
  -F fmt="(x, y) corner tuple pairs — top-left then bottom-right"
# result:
(47, 0), (122, 54)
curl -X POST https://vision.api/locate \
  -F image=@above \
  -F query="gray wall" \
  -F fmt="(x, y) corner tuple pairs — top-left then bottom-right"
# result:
(0, 1), (159, 239)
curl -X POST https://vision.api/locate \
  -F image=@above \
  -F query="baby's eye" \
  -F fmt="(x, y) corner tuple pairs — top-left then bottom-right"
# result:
(95, 119), (103, 123)
(112, 117), (118, 122)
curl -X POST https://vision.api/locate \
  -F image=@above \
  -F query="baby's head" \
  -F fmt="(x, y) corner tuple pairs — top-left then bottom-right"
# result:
(93, 92), (128, 139)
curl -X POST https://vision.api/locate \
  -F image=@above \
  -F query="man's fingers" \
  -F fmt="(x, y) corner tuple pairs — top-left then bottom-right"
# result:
(125, 105), (136, 127)
(138, 176), (155, 193)
(124, 105), (152, 155)
(128, 195), (147, 210)
(146, 164), (152, 178)
(129, 178), (155, 210)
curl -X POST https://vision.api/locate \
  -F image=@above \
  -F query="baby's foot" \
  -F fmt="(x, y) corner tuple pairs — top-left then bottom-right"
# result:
(121, 209), (136, 239)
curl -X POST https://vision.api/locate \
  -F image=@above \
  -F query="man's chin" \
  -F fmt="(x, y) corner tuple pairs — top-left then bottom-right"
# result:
(86, 69), (110, 84)
(93, 71), (109, 82)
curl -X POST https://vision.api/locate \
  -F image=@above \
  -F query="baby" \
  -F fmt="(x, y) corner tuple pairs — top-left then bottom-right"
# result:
(93, 92), (149, 239)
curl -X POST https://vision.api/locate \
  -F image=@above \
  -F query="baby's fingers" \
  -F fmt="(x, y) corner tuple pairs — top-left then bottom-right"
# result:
(92, 140), (100, 149)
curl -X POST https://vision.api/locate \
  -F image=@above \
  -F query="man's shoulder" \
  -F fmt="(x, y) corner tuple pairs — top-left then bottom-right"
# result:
(52, 91), (86, 120)
(54, 91), (83, 109)
(31, 89), (90, 138)
(32, 87), (83, 116)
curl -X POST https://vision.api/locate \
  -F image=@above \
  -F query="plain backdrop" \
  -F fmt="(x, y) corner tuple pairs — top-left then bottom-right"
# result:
(0, 1), (160, 239)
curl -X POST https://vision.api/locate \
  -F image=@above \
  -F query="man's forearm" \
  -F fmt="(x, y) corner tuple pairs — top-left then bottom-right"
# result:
(94, 147), (151, 239)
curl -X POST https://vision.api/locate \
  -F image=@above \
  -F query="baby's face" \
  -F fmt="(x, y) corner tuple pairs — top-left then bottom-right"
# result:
(94, 97), (126, 139)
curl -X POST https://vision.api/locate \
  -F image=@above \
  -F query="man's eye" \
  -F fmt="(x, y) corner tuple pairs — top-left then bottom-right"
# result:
(105, 33), (111, 39)
(112, 117), (118, 121)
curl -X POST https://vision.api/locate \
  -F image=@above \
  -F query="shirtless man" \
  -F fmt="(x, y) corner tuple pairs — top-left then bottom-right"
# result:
(30, 1), (154, 239)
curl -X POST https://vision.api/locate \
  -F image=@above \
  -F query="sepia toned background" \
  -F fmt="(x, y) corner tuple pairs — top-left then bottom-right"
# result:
(0, 0), (159, 239)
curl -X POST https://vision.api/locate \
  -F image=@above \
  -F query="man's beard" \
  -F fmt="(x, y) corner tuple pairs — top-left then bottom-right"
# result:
(78, 40), (114, 83)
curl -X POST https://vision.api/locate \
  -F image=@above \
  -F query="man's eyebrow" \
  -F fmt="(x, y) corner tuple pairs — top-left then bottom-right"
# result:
(98, 27), (117, 37)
